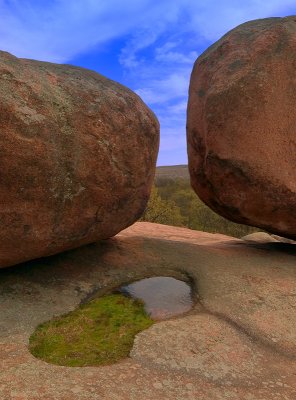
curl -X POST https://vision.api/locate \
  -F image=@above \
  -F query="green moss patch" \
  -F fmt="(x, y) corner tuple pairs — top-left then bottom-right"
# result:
(29, 294), (153, 367)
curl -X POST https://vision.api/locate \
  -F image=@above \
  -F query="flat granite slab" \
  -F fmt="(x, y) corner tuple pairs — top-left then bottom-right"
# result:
(0, 222), (295, 400)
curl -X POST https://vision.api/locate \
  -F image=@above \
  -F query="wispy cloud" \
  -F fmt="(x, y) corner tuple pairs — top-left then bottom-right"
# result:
(136, 71), (190, 105)
(186, 0), (296, 41)
(0, 0), (176, 62)
(1, 0), (294, 62)
(0, 0), (295, 164)
(155, 42), (198, 65)
(117, 0), (296, 164)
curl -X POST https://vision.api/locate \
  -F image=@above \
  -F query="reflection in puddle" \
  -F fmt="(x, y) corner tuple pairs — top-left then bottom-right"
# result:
(119, 276), (193, 320)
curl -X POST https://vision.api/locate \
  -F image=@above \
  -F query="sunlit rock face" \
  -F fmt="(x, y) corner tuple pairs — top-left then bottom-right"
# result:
(187, 16), (296, 240)
(0, 51), (159, 268)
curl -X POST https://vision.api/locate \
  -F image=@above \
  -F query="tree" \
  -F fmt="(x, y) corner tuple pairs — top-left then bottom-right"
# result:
(140, 186), (184, 226)
(141, 179), (258, 238)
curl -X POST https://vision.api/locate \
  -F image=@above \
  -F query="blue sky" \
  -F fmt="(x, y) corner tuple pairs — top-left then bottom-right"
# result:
(0, 1), (295, 165)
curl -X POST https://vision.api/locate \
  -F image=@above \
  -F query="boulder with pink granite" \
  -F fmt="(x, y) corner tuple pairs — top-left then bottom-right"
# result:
(0, 51), (159, 267)
(187, 16), (296, 240)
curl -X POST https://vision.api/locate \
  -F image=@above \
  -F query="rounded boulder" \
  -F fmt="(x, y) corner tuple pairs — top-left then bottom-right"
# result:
(187, 16), (296, 240)
(0, 51), (159, 267)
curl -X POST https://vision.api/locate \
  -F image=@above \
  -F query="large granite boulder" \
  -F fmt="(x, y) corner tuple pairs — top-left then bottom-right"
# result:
(0, 51), (159, 268)
(187, 16), (296, 240)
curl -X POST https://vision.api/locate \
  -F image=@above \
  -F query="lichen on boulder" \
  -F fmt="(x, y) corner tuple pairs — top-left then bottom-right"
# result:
(0, 51), (159, 267)
(187, 16), (296, 240)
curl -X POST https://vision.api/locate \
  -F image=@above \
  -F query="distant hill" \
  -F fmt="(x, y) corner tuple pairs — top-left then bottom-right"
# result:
(155, 165), (190, 181)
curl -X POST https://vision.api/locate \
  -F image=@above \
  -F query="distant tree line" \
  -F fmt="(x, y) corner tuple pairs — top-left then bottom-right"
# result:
(141, 178), (258, 238)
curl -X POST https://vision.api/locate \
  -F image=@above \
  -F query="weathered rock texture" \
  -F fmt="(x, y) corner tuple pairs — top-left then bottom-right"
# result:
(1, 222), (296, 399)
(187, 16), (296, 240)
(0, 51), (159, 268)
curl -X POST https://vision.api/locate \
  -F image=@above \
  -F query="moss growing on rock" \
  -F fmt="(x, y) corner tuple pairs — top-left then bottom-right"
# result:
(29, 294), (153, 367)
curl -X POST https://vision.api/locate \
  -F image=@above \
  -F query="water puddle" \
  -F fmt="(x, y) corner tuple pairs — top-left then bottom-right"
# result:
(119, 276), (194, 320)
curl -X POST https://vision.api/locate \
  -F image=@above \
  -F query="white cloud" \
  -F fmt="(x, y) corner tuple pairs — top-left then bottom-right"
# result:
(186, 0), (296, 41)
(155, 50), (198, 64)
(166, 100), (188, 115)
(155, 41), (198, 64)
(120, 0), (296, 164)
(119, 27), (163, 68)
(135, 70), (190, 105)
(0, 0), (177, 62)
(0, 0), (295, 164)
(0, 0), (294, 62)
